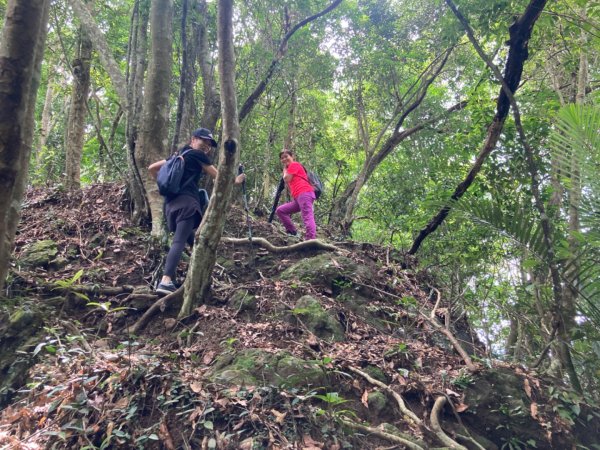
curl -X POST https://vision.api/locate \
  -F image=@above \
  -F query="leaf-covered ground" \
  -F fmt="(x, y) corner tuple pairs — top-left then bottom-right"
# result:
(1, 183), (597, 449)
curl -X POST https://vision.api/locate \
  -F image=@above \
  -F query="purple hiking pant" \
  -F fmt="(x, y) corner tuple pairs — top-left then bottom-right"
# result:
(276, 191), (316, 240)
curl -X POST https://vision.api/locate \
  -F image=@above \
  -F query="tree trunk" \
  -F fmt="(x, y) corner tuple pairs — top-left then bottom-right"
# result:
(0, 0), (50, 290)
(125, 0), (150, 224)
(64, 22), (93, 190)
(329, 50), (456, 233)
(172, 0), (199, 150)
(135, 0), (173, 236)
(35, 78), (53, 168)
(197, 0), (220, 130)
(67, 0), (128, 107)
(180, 0), (240, 317)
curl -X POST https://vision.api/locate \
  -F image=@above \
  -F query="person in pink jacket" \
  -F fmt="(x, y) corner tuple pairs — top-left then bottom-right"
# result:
(276, 149), (317, 240)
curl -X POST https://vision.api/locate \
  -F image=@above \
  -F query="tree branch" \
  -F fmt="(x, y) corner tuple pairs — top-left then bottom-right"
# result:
(408, 0), (548, 256)
(238, 0), (343, 121)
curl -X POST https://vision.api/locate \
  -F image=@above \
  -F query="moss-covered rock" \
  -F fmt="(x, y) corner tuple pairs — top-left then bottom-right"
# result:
(279, 254), (374, 294)
(18, 240), (58, 269)
(367, 390), (388, 415)
(289, 295), (345, 342)
(208, 349), (328, 389)
(461, 368), (577, 449)
(363, 365), (389, 384)
(0, 307), (44, 407)
(229, 289), (258, 315)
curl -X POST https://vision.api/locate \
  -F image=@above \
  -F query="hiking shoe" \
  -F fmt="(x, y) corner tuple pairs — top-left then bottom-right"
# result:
(156, 281), (177, 295)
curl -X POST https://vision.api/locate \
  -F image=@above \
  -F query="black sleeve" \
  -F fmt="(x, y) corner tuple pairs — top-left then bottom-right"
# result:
(183, 150), (212, 176)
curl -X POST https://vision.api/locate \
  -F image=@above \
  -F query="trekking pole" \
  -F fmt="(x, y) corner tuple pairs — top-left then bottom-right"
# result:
(268, 178), (285, 223)
(238, 164), (253, 242)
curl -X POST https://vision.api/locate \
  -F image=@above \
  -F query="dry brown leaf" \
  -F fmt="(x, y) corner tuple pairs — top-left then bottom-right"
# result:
(302, 434), (324, 449)
(361, 389), (370, 408)
(531, 402), (538, 419)
(455, 403), (469, 413)
(159, 419), (176, 450)
(114, 397), (129, 408)
(445, 388), (461, 397)
(215, 398), (230, 408)
(271, 408), (287, 425)
(163, 318), (177, 329)
(203, 350), (216, 365)
(239, 437), (254, 449)
(524, 378), (532, 398)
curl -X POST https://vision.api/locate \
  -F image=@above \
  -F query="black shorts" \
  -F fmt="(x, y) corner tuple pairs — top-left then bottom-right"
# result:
(164, 195), (202, 232)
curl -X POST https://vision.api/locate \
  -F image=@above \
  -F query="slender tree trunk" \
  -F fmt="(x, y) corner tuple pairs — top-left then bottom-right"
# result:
(197, 0), (220, 130)
(180, 0), (241, 317)
(0, 0), (50, 290)
(64, 22), (93, 190)
(36, 79), (53, 168)
(329, 50), (456, 233)
(125, 0), (150, 224)
(135, 0), (173, 236)
(67, 0), (128, 107)
(172, 0), (199, 150)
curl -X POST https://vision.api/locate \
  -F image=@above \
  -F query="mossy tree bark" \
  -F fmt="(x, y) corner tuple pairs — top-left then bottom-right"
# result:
(64, 15), (93, 190)
(0, 0), (50, 291)
(136, 0), (174, 236)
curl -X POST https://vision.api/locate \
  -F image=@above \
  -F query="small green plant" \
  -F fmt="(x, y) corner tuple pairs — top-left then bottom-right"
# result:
(500, 436), (536, 450)
(53, 269), (89, 301)
(87, 301), (129, 313)
(333, 278), (352, 289)
(450, 369), (475, 389)
(396, 296), (418, 308)
(220, 337), (238, 350)
(384, 342), (409, 357)
(313, 392), (347, 406)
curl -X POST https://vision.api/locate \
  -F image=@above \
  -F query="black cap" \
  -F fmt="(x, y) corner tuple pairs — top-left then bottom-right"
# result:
(192, 128), (217, 147)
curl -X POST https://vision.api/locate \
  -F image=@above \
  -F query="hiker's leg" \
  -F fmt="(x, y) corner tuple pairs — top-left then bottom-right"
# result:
(163, 215), (197, 280)
(297, 192), (316, 240)
(186, 212), (202, 247)
(276, 199), (300, 234)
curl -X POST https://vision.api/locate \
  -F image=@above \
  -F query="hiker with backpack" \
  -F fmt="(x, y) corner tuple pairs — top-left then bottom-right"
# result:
(275, 149), (317, 240)
(148, 127), (245, 295)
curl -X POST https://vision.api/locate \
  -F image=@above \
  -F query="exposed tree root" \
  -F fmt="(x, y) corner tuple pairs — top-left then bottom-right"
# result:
(222, 236), (341, 253)
(349, 366), (469, 449)
(348, 366), (421, 426)
(430, 396), (468, 450)
(350, 282), (477, 371)
(131, 288), (183, 334)
(338, 418), (425, 450)
(419, 311), (477, 372)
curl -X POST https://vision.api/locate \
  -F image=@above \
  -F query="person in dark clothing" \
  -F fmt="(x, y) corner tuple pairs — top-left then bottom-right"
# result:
(148, 128), (245, 294)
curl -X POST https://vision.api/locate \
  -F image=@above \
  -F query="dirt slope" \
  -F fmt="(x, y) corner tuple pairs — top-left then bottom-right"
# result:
(0, 183), (597, 449)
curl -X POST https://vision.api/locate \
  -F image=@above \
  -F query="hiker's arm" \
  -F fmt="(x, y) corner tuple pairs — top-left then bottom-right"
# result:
(203, 164), (245, 184)
(283, 169), (292, 183)
(148, 160), (166, 180)
(202, 164), (218, 179)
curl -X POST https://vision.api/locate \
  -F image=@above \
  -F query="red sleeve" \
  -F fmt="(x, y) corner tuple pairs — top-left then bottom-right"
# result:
(286, 162), (304, 177)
